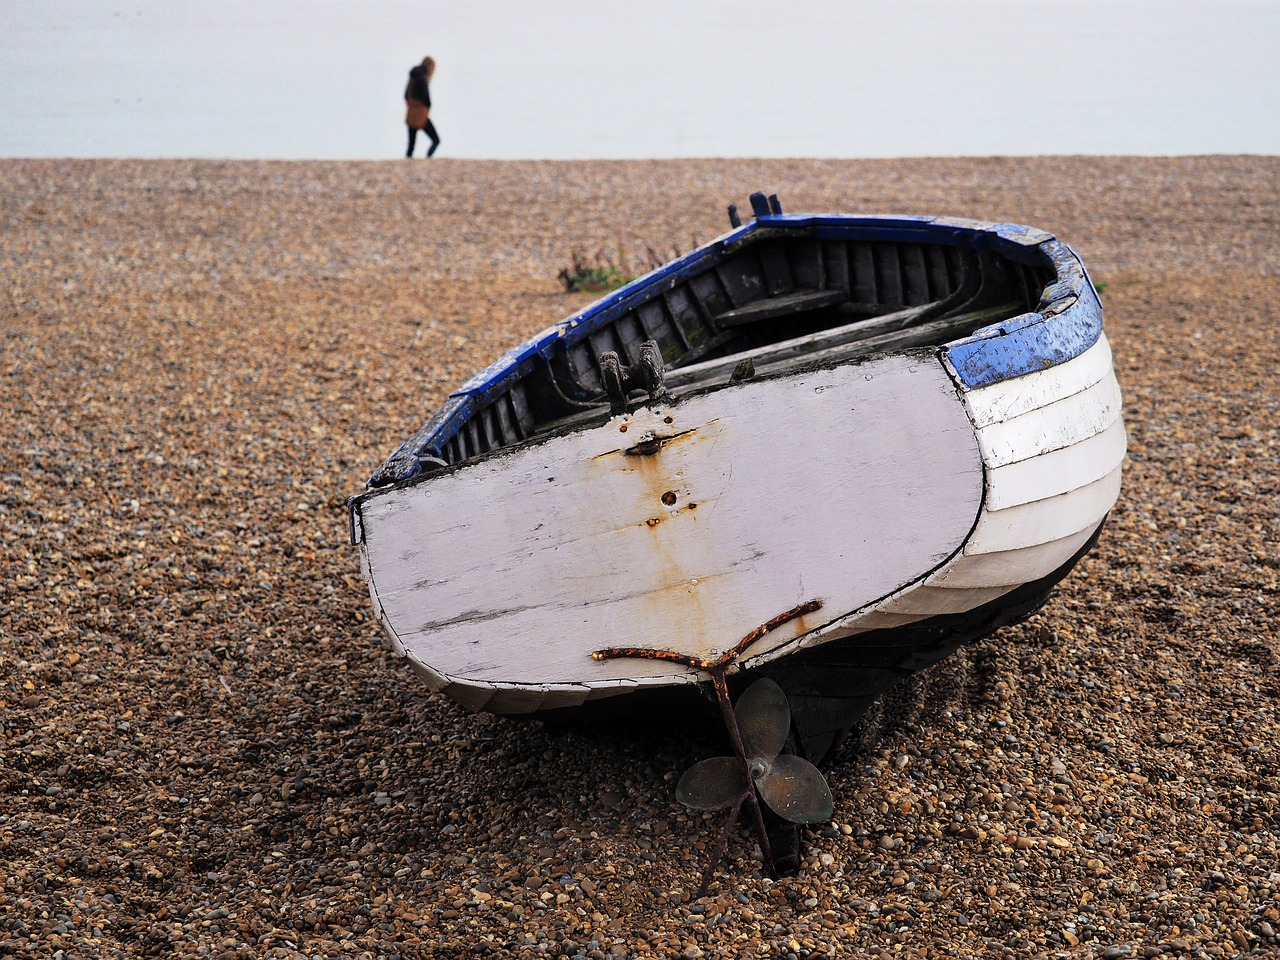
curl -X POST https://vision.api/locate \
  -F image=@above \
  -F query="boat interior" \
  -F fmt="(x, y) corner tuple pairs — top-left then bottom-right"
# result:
(364, 221), (1059, 486)
(430, 228), (1055, 467)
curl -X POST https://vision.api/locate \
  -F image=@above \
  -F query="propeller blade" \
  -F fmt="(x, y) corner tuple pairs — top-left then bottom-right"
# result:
(675, 756), (749, 811)
(735, 678), (791, 761)
(756, 754), (834, 824)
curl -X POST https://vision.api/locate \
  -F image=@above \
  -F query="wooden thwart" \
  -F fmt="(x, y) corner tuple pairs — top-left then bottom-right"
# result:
(713, 289), (847, 328)
(665, 301), (1019, 392)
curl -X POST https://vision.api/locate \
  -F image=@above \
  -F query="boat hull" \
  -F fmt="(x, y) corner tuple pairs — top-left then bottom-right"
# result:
(353, 331), (1123, 716)
(349, 206), (1125, 735)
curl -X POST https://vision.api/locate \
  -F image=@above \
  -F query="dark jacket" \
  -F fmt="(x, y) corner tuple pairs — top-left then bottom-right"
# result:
(405, 66), (431, 108)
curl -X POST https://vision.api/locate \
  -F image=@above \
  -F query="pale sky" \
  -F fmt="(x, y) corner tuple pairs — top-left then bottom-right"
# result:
(2, 0), (1277, 159)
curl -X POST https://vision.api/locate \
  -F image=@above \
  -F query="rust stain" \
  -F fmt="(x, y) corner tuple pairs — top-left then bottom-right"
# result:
(623, 425), (700, 457)
(584, 411), (730, 659)
(625, 435), (665, 457)
(589, 426), (701, 461)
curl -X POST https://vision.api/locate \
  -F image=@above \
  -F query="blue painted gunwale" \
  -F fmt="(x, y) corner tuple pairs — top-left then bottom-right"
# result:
(374, 213), (1102, 481)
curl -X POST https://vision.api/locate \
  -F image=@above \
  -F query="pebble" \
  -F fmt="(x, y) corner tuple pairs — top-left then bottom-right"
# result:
(3, 155), (1279, 959)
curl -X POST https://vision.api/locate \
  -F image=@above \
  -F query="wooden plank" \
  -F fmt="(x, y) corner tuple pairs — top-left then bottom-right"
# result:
(510, 384), (535, 439)
(821, 610), (930, 633)
(965, 466), (1122, 555)
(932, 524), (1102, 589)
(688, 270), (734, 319)
(664, 329), (740, 371)
(751, 304), (1015, 373)
(851, 242), (878, 304)
(759, 243), (793, 295)
(665, 301), (1016, 392)
(984, 418), (1127, 510)
(823, 240), (850, 297)
(902, 243), (931, 304)
(937, 244), (962, 298)
(875, 583), (1014, 617)
(963, 334), (1115, 428)
(977, 372), (1123, 469)
(484, 686), (549, 714)
(358, 355), (982, 690)
(715, 253), (768, 308)
(534, 685), (599, 711)
(656, 289), (695, 351)
(881, 242), (905, 307)
(789, 238), (826, 291)
(479, 405), (499, 453)
(493, 395), (519, 448)
(402, 659), (451, 695)
(713, 288), (846, 328)
(833, 302), (915, 317)
(615, 312), (646, 361)
(442, 681), (498, 712)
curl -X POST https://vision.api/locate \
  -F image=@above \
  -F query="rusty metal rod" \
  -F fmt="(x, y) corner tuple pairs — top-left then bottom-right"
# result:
(710, 667), (777, 881)
(592, 598), (823, 671)
(591, 599), (823, 887)
(721, 598), (823, 665)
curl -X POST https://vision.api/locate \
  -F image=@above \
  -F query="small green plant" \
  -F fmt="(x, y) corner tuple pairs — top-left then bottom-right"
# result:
(557, 248), (632, 293)
(557, 239), (700, 294)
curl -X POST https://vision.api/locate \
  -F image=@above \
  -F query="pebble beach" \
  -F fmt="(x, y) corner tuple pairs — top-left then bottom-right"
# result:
(3, 155), (1280, 959)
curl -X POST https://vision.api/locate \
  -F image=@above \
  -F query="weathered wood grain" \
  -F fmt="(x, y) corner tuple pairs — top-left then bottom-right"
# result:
(713, 288), (846, 327)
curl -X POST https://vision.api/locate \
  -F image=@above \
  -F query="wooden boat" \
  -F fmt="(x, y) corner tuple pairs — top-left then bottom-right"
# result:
(348, 193), (1124, 761)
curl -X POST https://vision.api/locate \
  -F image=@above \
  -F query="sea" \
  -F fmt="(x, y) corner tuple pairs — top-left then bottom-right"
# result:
(2, 0), (1277, 161)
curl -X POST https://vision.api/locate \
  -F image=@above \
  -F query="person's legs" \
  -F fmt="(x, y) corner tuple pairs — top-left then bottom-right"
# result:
(424, 120), (440, 157)
(406, 126), (418, 157)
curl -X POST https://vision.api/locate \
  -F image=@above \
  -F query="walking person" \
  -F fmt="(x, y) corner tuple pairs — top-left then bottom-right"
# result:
(404, 56), (440, 157)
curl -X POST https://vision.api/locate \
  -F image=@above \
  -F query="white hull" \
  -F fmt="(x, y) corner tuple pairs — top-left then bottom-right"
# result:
(355, 333), (1124, 714)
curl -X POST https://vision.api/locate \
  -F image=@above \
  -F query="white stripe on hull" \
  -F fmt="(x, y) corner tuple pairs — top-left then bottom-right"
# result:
(965, 466), (1122, 555)
(922, 334), (1124, 589)
(928, 524), (1102, 590)
(984, 419), (1127, 510)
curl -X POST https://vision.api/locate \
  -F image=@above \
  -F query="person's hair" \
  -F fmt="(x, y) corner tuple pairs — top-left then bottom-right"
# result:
(422, 56), (436, 79)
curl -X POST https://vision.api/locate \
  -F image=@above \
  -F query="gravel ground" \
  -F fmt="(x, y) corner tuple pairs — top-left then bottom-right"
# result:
(3, 155), (1279, 959)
